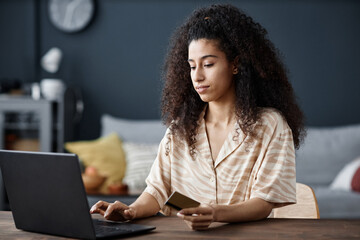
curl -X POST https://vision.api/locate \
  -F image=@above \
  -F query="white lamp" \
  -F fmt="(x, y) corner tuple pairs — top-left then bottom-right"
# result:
(41, 47), (63, 73)
(40, 47), (65, 100)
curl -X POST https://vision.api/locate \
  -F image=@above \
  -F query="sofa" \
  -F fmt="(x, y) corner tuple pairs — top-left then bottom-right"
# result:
(295, 124), (360, 218)
(85, 115), (360, 219)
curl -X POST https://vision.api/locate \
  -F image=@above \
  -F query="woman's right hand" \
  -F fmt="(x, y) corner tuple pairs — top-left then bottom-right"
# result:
(90, 200), (136, 221)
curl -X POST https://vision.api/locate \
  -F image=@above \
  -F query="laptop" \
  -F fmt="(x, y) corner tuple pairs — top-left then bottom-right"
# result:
(0, 150), (155, 239)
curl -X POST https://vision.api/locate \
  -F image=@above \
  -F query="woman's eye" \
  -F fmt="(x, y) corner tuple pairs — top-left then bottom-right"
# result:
(204, 63), (214, 68)
(190, 66), (196, 70)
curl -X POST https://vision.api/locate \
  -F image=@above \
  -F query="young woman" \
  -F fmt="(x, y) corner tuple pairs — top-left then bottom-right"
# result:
(90, 4), (305, 230)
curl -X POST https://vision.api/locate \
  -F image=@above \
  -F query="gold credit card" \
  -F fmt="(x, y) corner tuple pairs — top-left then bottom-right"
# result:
(165, 191), (200, 211)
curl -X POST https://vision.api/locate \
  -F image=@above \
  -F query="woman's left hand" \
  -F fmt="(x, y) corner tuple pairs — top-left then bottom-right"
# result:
(176, 204), (215, 230)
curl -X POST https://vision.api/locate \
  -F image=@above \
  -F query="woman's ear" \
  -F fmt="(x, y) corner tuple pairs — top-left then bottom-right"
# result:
(232, 56), (240, 75)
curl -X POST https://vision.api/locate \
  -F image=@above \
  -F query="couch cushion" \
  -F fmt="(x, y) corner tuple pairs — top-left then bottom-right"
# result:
(122, 142), (158, 193)
(312, 187), (360, 219)
(101, 114), (167, 144)
(330, 156), (360, 191)
(296, 124), (360, 186)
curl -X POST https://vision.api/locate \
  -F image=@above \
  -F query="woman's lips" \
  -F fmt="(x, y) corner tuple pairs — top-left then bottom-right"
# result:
(196, 85), (209, 94)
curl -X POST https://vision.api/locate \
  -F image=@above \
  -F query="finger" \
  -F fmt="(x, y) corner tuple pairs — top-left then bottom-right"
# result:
(177, 212), (213, 223)
(188, 221), (211, 228)
(183, 215), (213, 223)
(193, 226), (210, 231)
(184, 220), (211, 231)
(180, 206), (213, 216)
(90, 207), (106, 216)
(105, 201), (129, 215)
(123, 209), (136, 220)
(90, 201), (109, 214)
(93, 200), (109, 210)
(104, 201), (129, 221)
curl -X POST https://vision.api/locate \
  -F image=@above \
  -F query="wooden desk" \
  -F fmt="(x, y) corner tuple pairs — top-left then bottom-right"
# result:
(0, 211), (359, 239)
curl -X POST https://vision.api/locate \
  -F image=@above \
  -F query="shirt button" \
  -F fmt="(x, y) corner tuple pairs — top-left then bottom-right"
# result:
(210, 176), (215, 182)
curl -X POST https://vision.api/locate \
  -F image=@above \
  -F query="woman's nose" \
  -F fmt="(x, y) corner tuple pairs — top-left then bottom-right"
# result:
(192, 67), (205, 82)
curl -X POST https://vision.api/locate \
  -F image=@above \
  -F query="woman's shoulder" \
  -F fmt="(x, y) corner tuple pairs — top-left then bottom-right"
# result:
(257, 107), (291, 133)
(162, 124), (187, 146)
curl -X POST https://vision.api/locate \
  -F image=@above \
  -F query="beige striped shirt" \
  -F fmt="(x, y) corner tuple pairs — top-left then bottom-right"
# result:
(144, 108), (296, 216)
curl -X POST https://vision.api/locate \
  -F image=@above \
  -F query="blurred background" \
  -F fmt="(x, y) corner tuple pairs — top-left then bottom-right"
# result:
(1, 0), (360, 141)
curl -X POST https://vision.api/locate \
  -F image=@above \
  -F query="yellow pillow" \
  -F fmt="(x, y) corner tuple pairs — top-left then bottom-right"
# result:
(65, 133), (126, 194)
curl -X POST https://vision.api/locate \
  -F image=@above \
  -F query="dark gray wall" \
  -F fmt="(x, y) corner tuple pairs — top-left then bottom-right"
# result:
(0, 0), (38, 82)
(1, 0), (360, 141)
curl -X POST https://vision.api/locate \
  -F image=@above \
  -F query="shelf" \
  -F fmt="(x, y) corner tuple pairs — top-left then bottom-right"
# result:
(3, 123), (40, 130)
(0, 97), (55, 152)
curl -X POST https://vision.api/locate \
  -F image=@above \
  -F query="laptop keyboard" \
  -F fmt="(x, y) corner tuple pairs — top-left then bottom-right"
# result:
(93, 219), (134, 235)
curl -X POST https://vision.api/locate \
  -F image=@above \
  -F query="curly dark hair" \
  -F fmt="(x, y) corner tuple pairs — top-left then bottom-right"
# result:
(161, 4), (305, 153)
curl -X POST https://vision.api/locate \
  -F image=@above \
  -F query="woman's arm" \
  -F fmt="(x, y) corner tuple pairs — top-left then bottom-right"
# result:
(177, 198), (274, 230)
(212, 198), (274, 222)
(129, 192), (161, 219)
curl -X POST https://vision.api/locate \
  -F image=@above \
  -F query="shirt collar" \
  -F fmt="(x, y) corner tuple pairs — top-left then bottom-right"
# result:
(195, 106), (246, 168)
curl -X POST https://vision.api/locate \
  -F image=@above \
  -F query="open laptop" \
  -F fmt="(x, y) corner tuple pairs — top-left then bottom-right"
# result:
(0, 150), (155, 239)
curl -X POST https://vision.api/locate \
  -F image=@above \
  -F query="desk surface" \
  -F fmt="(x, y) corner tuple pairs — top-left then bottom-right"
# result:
(0, 211), (359, 239)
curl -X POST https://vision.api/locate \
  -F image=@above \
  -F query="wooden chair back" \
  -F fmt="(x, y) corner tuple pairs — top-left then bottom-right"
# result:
(273, 183), (320, 219)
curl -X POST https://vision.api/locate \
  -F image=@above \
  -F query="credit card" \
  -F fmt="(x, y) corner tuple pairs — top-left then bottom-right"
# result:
(165, 191), (200, 211)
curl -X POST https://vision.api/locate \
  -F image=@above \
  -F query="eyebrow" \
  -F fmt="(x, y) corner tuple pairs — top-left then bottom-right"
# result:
(188, 55), (218, 62)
